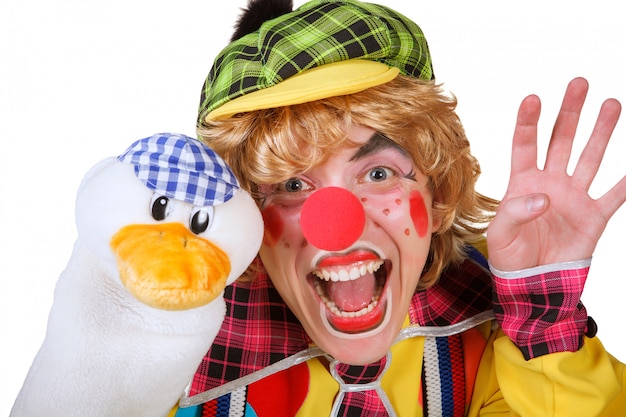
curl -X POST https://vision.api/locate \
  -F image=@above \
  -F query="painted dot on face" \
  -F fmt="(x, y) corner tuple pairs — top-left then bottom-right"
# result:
(261, 205), (283, 247)
(409, 191), (429, 237)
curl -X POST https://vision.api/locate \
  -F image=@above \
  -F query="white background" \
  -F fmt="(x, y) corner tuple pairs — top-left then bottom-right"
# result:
(1, 0), (625, 413)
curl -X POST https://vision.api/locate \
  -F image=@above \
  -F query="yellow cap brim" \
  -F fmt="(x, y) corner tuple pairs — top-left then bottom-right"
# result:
(206, 60), (400, 121)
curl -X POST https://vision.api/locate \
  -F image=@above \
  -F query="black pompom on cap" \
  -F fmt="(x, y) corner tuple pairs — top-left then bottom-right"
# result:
(231, 0), (294, 41)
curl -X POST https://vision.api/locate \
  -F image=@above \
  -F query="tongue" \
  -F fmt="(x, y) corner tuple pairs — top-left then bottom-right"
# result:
(326, 273), (376, 312)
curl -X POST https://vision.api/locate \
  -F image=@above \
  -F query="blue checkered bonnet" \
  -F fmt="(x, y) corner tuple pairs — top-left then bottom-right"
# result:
(117, 133), (240, 207)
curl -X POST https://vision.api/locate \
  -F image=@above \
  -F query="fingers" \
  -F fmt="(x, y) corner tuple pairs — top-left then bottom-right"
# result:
(510, 94), (541, 175)
(572, 98), (622, 191)
(544, 77), (589, 172)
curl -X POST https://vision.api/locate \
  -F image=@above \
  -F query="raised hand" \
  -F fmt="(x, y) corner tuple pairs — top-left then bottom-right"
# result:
(487, 77), (626, 271)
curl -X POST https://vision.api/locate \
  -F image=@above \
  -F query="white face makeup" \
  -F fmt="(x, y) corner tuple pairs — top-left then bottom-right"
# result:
(259, 125), (439, 365)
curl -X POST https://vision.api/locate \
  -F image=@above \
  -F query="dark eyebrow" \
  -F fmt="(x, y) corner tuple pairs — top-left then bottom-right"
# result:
(349, 132), (410, 161)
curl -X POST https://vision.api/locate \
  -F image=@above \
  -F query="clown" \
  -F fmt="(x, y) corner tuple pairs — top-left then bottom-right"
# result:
(168, 1), (626, 416)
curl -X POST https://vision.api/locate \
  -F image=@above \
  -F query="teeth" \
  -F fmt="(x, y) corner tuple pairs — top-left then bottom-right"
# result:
(314, 283), (381, 317)
(311, 259), (386, 317)
(313, 260), (383, 282)
(349, 267), (361, 280)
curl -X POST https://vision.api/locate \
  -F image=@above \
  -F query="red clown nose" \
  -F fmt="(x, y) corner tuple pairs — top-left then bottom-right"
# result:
(300, 187), (366, 251)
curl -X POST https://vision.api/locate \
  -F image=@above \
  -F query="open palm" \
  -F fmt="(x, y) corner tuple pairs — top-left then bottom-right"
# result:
(487, 78), (626, 271)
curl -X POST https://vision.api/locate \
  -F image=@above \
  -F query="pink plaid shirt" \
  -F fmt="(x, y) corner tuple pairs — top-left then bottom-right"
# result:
(185, 247), (593, 415)
(491, 258), (593, 360)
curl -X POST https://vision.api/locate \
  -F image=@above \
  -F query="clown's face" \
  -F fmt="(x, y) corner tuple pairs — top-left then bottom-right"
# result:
(259, 125), (440, 365)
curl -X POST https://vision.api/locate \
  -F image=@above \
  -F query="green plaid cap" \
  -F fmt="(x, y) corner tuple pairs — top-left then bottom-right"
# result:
(199, 0), (434, 122)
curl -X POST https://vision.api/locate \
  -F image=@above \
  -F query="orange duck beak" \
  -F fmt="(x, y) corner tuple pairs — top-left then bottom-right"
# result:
(110, 222), (231, 310)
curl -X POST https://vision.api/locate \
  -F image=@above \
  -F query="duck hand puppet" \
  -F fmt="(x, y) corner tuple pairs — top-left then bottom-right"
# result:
(10, 133), (264, 417)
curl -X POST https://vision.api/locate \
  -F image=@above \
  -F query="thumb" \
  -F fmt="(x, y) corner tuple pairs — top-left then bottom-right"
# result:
(488, 193), (550, 248)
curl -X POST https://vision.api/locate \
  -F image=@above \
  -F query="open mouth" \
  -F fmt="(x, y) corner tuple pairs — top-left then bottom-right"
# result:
(308, 250), (390, 334)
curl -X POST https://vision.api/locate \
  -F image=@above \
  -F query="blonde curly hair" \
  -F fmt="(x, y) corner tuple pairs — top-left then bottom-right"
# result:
(197, 75), (498, 289)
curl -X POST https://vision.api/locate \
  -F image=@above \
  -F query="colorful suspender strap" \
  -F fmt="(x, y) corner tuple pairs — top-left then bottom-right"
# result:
(423, 334), (466, 417)
(201, 387), (248, 417)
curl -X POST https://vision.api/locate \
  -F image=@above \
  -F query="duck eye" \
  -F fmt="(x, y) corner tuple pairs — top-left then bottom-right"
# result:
(151, 195), (171, 221)
(190, 207), (213, 234)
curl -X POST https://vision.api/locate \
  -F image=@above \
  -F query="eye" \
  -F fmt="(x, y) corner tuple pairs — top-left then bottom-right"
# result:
(190, 206), (214, 235)
(260, 177), (313, 208)
(366, 166), (394, 182)
(281, 177), (312, 193)
(150, 194), (171, 221)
